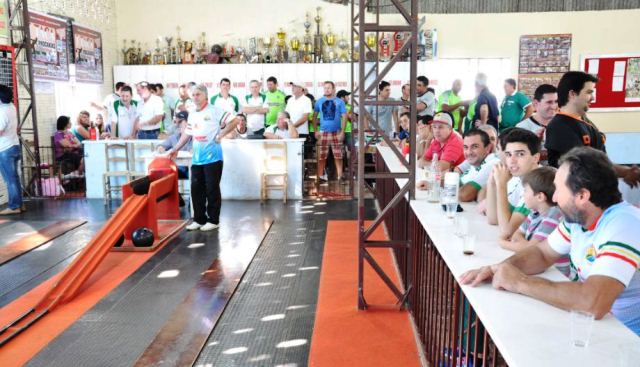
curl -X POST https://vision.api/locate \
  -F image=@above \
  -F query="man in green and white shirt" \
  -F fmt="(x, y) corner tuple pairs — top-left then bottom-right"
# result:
(264, 76), (286, 127)
(500, 78), (533, 132)
(438, 79), (466, 132)
(241, 79), (269, 135)
(210, 78), (240, 114)
(456, 128), (499, 202)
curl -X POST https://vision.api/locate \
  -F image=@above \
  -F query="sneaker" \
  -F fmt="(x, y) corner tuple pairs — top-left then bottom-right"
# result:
(0, 208), (21, 215)
(200, 222), (219, 231)
(186, 222), (202, 231)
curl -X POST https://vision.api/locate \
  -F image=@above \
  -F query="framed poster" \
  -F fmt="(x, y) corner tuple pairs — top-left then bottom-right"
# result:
(580, 54), (640, 111)
(517, 73), (564, 100)
(519, 34), (571, 74)
(28, 11), (69, 81)
(72, 23), (103, 83)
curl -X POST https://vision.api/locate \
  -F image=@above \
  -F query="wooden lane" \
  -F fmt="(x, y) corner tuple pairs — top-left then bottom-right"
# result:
(133, 220), (273, 367)
(0, 220), (86, 266)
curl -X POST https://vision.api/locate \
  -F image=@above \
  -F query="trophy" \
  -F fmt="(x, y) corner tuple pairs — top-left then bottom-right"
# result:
(176, 26), (183, 63)
(248, 37), (258, 63)
(164, 36), (173, 64)
(303, 13), (313, 63)
(276, 28), (287, 63)
(197, 32), (208, 63)
(235, 39), (246, 63)
(379, 32), (391, 62)
(324, 25), (337, 63)
(313, 7), (323, 63)
(152, 38), (164, 64)
(121, 39), (136, 65)
(337, 34), (349, 63)
(262, 36), (273, 63)
(141, 42), (152, 65)
(289, 33), (300, 63)
(183, 41), (194, 64)
(365, 33), (377, 61)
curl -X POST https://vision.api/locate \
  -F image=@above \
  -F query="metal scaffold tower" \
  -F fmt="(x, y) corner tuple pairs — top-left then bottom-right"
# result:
(351, 0), (418, 309)
(7, 0), (41, 196)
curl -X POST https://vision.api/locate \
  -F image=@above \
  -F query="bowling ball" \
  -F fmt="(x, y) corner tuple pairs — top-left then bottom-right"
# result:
(114, 235), (125, 247)
(132, 227), (154, 247)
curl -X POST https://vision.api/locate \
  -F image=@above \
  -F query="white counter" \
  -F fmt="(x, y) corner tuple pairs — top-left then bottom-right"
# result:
(376, 145), (640, 367)
(83, 138), (304, 200)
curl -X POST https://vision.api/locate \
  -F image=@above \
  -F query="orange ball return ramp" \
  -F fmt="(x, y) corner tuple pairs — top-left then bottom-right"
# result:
(0, 157), (186, 347)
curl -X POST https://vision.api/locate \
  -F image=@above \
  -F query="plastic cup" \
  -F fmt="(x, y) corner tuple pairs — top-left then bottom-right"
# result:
(454, 217), (469, 237)
(462, 234), (476, 255)
(445, 203), (457, 219)
(570, 310), (595, 348)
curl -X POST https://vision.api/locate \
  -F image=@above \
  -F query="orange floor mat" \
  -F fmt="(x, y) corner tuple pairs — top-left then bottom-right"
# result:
(308, 220), (421, 367)
(0, 248), (166, 366)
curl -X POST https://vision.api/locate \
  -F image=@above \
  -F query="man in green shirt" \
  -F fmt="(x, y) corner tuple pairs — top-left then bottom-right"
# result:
(437, 79), (466, 132)
(500, 78), (533, 132)
(265, 76), (286, 127)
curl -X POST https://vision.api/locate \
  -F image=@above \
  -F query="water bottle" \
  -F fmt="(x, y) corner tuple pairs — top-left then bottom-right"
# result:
(427, 153), (441, 202)
(442, 172), (460, 218)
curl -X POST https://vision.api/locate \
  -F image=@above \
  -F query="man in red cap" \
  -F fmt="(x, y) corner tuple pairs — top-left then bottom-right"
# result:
(419, 111), (464, 172)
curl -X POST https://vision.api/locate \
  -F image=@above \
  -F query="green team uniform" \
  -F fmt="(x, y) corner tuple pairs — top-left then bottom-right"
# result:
(345, 103), (353, 133)
(500, 91), (531, 131)
(265, 90), (286, 126)
(463, 100), (477, 133)
(437, 90), (462, 130)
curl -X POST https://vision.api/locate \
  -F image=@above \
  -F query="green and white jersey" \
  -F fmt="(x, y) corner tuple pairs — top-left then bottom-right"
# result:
(210, 93), (240, 113)
(459, 153), (500, 190)
(507, 176), (530, 216)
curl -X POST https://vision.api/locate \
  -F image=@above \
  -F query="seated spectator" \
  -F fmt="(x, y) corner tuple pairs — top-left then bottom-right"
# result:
(94, 113), (110, 139)
(156, 111), (192, 176)
(72, 110), (91, 142)
(418, 111), (464, 172)
(477, 124), (498, 153)
(486, 128), (541, 238)
(499, 166), (570, 276)
(264, 111), (299, 140)
(455, 129), (500, 202)
(461, 147), (640, 336)
(54, 115), (84, 176)
(224, 114), (249, 139)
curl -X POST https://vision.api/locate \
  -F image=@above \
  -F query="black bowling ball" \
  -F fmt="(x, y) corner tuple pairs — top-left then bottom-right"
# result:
(132, 227), (154, 247)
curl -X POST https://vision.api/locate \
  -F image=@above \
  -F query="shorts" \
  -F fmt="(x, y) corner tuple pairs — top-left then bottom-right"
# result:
(317, 131), (343, 160)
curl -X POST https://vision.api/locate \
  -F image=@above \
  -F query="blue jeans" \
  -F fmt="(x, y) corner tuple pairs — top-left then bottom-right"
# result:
(137, 129), (160, 139)
(0, 145), (23, 210)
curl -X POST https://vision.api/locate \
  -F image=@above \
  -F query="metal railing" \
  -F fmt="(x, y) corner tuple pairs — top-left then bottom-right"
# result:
(376, 150), (506, 367)
(22, 145), (85, 198)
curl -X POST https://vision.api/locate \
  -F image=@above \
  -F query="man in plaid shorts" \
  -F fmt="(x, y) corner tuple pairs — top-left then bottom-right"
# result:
(313, 81), (347, 183)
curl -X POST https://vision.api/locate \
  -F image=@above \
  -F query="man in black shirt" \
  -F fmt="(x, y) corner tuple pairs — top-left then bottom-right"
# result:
(545, 71), (639, 186)
(473, 73), (500, 131)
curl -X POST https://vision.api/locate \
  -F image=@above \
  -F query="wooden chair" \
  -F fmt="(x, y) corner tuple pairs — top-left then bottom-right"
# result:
(127, 142), (155, 179)
(261, 141), (288, 203)
(103, 142), (130, 204)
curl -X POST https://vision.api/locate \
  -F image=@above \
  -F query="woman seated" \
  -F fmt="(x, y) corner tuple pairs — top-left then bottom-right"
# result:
(54, 115), (84, 176)
(71, 110), (91, 142)
(94, 113), (111, 139)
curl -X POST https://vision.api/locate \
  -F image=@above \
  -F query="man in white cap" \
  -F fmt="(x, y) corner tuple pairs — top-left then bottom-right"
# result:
(418, 111), (465, 172)
(285, 81), (313, 138)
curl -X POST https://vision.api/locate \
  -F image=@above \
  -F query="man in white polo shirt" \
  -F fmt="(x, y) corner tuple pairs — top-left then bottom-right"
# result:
(135, 81), (165, 139)
(285, 81), (312, 138)
(171, 84), (240, 232)
(461, 147), (640, 336)
(264, 111), (300, 140)
(241, 80), (269, 135)
(455, 128), (499, 202)
(111, 85), (138, 139)
(210, 78), (240, 114)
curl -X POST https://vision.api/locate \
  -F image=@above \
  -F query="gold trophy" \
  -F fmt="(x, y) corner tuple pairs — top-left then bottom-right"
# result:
(121, 39), (136, 65)
(303, 13), (313, 63)
(324, 25), (337, 63)
(289, 33), (300, 63)
(276, 28), (287, 63)
(141, 42), (151, 65)
(313, 7), (323, 63)
(365, 33), (377, 61)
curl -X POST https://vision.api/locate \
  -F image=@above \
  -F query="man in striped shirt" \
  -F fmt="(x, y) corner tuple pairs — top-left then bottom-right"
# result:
(462, 147), (640, 336)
